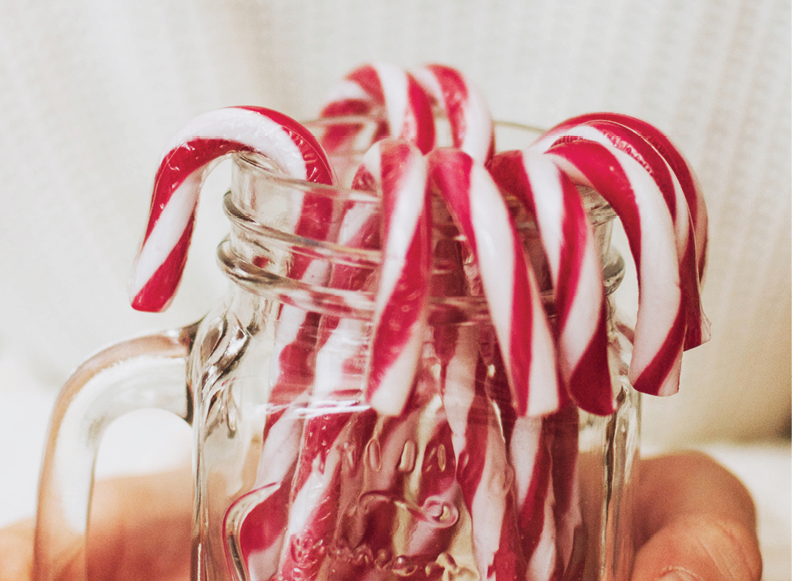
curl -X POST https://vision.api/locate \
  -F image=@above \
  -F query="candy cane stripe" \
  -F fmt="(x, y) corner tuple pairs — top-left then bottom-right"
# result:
(546, 139), (683, 396)
(429, 148), (560, 417)
(413, 64), (495, 162)
(489, 149), (612, 415)
(130, 107), (334, 312)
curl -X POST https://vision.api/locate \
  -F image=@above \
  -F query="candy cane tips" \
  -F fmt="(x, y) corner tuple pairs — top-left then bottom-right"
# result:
(412, 64), (495, 163)
(129, 106), (335, 312)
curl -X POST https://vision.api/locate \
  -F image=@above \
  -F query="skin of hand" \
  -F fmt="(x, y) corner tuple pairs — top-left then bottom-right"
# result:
(0, 453), (761, 581)
(0, 468), (192, 581)
(631, 452), (762, 581)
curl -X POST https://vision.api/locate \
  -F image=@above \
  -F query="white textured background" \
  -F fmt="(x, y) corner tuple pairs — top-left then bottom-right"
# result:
(0, 0), (789, 577)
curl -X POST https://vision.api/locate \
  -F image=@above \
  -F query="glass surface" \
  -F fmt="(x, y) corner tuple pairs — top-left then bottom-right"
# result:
(34, 120), (640, 581)
(192, 139), (639, 580)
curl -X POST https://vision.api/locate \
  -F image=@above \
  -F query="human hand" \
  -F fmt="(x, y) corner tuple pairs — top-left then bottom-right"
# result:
(0, 453), (761, 581)
(0, 468), (192, 581)
(632, 452), (762, 581)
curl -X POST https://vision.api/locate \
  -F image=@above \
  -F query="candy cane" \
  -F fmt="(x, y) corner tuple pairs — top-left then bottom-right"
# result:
(510, 414), (557, 580)
(361, 139), (432, 416)
(319, 62), (436, 157)
(412, 63), (495, 162)
(428, 148), (561, 417)
(544, 138), (684, 397)
(405, 245), (501, 578)
(129, 106), (335, 312)
(277, 405), (358, 581)
(275, 139), (431, 580)
(532, 119), (709, 349)
(533, 112), (709, 283)
(474, 342), (558, 580)
(449, 351), (527, 580)
(275, 304), (374, 581)
(224, 397), (308, 581)
(291, 137), (433, 415)
(488, 149), (613, 416)
(428, 149), (547, 579)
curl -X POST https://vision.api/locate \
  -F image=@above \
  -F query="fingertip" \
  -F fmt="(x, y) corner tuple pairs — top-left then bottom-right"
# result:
(0, 519), (34, 581)
(631, 513), (762, 581)
(637, 452), (758, 544)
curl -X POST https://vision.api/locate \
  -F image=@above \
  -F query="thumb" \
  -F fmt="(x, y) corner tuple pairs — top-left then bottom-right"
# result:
(632, 514), (761, 581)
(631, 452), (762, 581)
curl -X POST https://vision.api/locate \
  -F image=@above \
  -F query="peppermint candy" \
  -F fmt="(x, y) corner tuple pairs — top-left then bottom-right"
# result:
(319, 62), (436, 156)
(412, 63), (495, 162)
(544, 138), (685, 396)
(130, 106), (335, 312)
(488, 149), (613, 415)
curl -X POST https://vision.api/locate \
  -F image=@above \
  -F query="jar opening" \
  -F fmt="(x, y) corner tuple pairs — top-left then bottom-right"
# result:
(221, 120), (622, 322)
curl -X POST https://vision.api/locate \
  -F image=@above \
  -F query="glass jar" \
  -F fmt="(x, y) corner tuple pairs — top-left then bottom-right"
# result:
(33, 122), (640, 581)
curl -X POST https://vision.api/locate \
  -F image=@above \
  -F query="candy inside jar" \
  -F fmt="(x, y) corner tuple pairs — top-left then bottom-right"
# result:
(30, 63), (709, 581)
(183, 139), (634, 581)
(122, 64), (706, 581)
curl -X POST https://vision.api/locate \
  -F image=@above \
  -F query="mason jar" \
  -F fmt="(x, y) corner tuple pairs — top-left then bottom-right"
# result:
(33, 120), (640, 581)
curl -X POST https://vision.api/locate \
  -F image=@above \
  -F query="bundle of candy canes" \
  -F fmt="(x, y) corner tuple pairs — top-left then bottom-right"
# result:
(130, 63), (709, 581)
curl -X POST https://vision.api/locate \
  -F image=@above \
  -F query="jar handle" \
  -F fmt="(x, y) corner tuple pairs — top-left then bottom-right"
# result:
(32, 322), (199, 581)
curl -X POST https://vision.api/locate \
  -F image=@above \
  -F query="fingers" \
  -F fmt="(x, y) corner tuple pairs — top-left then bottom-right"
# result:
(0, 519), (34, 581)
(0, 454), (764, 581)
(632, 452), (762, 581)
(0, 467), (192, 581)
(86, 466), (192, 581)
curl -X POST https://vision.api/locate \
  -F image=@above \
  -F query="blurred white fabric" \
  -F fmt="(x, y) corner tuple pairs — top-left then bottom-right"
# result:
(0, 0), (789, 573)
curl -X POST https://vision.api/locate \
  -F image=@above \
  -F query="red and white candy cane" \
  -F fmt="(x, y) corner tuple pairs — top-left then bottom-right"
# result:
(129, 106), (335, 312)
(297, 137), (433, 416)
(439, 321), (525, 580)
(511, 407), (583, 581)
(319, 62), (436, 157)
(532, 118), (710, 349)
(361, 138), (432, 416)
(412, 63), (495, 162)
(509, 415), (557, 579)
(428, 148), (561, 417)
(277, 406), (355, 581)
(275, 139), (431, 579)
(544, 138), (684, 397)
(274, 266), (375, 581)
(450, 351), (527, 580)
(225, 400), (306, 581)
(482, 346), (562, 579)
(533, 112), (708, 280)
(488, 149), (613, 416)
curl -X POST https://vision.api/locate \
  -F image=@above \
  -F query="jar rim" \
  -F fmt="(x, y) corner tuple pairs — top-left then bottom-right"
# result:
(224, 117), (622, 320)
(219, 192), (626, 322)
(234, 152), (382, 204)
(235, 115), (616, 220)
